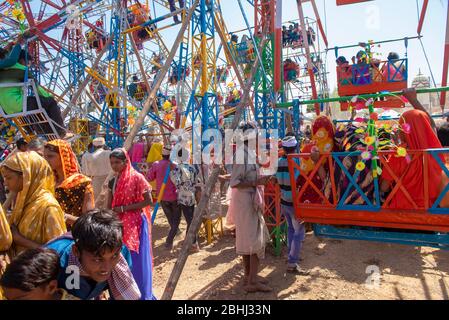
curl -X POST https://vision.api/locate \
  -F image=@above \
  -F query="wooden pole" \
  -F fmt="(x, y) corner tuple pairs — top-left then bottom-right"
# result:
(62, 36), (113, 120)
(126, 19), (169, 145)
(122, 0), (200, 151)
(161, 32), (269, 300)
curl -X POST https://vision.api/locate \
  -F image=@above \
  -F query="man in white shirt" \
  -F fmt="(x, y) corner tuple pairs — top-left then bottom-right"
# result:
(81, 137), (112, 204)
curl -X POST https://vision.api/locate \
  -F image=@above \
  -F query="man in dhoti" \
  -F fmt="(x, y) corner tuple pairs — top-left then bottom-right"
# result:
(81, 137), (112, 206)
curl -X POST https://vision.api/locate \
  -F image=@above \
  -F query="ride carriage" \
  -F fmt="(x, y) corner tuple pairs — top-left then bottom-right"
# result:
(286, 148), (449, 248)
(337, 57), (408, 110)
(85, 20), (107, 52)
(128, 3), (156, 48)
(128, 81), (149, 102)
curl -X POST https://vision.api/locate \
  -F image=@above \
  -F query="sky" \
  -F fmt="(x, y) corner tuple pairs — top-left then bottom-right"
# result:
(216, 0), (448, 91)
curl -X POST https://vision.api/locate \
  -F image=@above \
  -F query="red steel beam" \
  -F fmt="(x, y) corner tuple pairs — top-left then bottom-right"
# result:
(441, 2), (449, 111)
(417, 0), (429, 35)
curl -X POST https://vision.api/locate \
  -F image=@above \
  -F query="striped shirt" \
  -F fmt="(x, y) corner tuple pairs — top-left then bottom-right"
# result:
(276, 156), (300, 206)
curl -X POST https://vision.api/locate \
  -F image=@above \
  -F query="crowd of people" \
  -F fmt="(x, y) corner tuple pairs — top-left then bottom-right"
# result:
(0, 80), (449, 298)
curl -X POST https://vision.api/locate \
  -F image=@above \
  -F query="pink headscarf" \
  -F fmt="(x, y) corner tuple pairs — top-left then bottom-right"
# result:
(112, 149), (151, 252)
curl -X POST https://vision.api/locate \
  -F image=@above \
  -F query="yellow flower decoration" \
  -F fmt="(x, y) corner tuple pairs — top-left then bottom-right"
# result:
(382, 124), (392, 133)
(396, 147), (407, 157)
(364, 136), (376, 146)
(12, 8), (25, 22)
(355, 128), (365, 134)
(163, 100), (172, 111)
(355, 161), (366, 171)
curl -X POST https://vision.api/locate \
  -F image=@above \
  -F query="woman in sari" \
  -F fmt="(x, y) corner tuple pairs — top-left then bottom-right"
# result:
(298, 115), (335, 204)
(106, 148), (155, 300)
(1, 151), (66, 255)
(381, 109), (443, 209)
(44, 140), (95, 227)
(324, 123), (376, 205)
(0, 205), (12, 300)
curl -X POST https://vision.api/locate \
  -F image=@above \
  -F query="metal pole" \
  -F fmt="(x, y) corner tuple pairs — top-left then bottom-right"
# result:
(276, 86), (449, 108)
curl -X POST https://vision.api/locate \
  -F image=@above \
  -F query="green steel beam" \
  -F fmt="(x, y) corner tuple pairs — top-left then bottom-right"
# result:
(276, 86), (449, 108)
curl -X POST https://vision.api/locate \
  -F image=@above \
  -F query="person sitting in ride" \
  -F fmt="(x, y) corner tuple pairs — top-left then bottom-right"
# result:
(287, 25), (296, 46)
(226, 88), (241, 105)
(283, 59), (299, 82)
(230, 33), (239, 45)
(380, 89), (443, 209)
(282, 26), (288, 47)
(307, 27), (316, 46)
(322, 121), (377, 206)
(336, 56), (352, 85)
(128, 75), (139, 99)
(298, 116), (335, 204)
(353, 50), (371, 85)
(382, 52), (405, 82)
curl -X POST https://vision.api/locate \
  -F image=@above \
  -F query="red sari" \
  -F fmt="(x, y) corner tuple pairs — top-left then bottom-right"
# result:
(382, 110), (443, 209)
(111, 149), (151, 252)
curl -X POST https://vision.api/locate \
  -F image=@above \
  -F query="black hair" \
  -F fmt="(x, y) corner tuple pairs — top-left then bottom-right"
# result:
(109, 148), (127, 161)
(27, 137), (45, 150)
(16, 138), (28, 149)
(0, 248), (60, 291)
(162, 154), (170, 160)
(438, 123), (449, 147)
(336, 56), (348, 64)
(71, 209), (123, 256)
(283, 146), (297, 154)
(388, 52), (400, 61)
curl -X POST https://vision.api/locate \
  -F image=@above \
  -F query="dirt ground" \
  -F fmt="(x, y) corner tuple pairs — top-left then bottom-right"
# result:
(152, 210), (449, 300)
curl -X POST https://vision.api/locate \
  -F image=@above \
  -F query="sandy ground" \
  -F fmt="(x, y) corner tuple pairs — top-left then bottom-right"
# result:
(152, 210), (449, 300)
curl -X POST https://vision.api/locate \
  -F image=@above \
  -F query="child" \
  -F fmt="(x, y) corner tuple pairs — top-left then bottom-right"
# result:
(274, 136), (309, 275)
(1, 248), (79, 300)
(46, 209), (141, 300)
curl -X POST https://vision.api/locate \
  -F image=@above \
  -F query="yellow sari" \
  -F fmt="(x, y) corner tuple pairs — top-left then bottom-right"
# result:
(0, 205), (11, 252)
(146, 142), (163, 163)
(2, 151), (66, 255)
(0, 205), (12, 300)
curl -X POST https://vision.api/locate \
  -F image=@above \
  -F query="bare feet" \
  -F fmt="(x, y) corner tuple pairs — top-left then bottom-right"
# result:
(244, 275), (269, 285)
(244, 282), (273, 293)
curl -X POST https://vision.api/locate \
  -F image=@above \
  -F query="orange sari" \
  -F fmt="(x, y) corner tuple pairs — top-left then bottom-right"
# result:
(382, 110), (442, 209)
(46, 140), (94, 218)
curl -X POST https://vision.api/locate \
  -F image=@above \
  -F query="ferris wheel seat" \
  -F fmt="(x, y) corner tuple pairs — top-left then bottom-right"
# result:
(0, 81), (61, 140)
(336, 59), (408, 110)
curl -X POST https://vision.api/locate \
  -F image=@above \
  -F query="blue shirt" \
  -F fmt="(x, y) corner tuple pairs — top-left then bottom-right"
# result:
(0, 44), (20, 69)
(46, 237), (132, 300)
(276, 156), (300, 205)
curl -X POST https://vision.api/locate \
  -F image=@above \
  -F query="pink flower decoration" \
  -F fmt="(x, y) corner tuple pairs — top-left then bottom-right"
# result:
(405, 155), (411, 164)
(370, 113), (378, 121)
(401, 123), (411, 134)
(354, 117), (367, 123)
